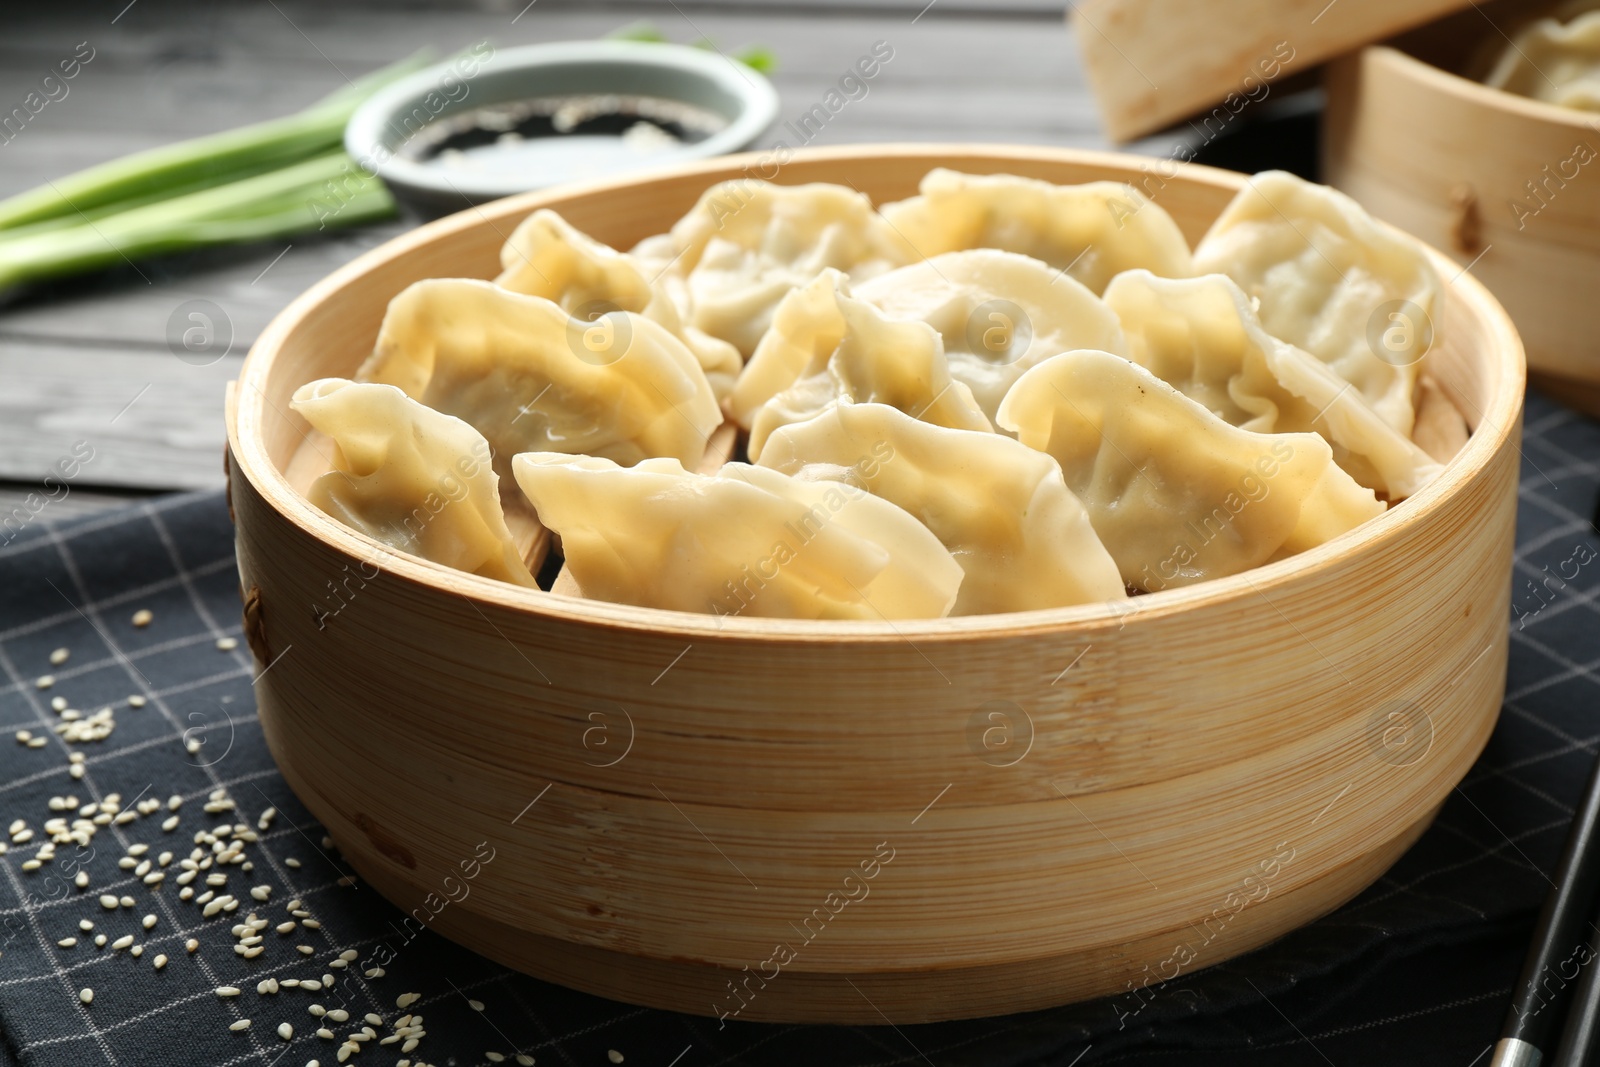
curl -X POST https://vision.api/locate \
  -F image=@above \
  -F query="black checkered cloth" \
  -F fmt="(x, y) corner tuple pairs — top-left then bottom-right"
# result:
(0, 391), (1595, 1067)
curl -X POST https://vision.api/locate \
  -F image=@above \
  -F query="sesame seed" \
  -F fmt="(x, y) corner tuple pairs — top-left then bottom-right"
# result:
(130, 945), (144, 958)
(119, 895), (135, 908)
(228, 1019), (251, 1032)
(214, 986), (241, 997)
(468, 999), (485, 1011)
(93, 934), (106, 947)
(363, 1014), (381, 1026)
(285, 857), (301, 868)
(131, 609), (152, 628)
(363, 967), (385, 979)
(78, 987), (93, 1004)
(162, 815), (179, 832)
(35, 675), (54, 689)
(309, 1004), (326, 1016)
(518, 1056), (535, 1066)
(56, 937), (76, 948)
(250, 885), (271, 901)
(78, 920), (92, 932)
(281, 979), (300, 988)
(277, 921), (296, 934)
(608, 1051), (624, 1064)
(74, 871), (88, 888)
(69, 764), (83, 780)
(302, 919), (321, 930)
(185, 938), (199, 953)
(396, 993), (420, 1009)
(15, 730), (31, 743)
(316, 1027), (334, 1040)
(153, 954), (167, 969)
(488, 1054), (506, 1063)
(98, 895), (118, 910)
(297, 945), (315, 955)
(21, 860), (41, 872)
(142, 914), (156, 929)
(338, 949), (358, 962)
(217, 637), (239, 652)
(327, 1009), (349, 1023)
(301, 979), (322, 991)
(257, 979), (278, 995)
(49, 648), (69, 666)
(279, 1023), (294, 1041)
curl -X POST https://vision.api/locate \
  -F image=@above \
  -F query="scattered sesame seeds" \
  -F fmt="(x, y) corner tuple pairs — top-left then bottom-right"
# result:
(49, 647), (69, 666)
(131, 609), (153, 628)
(396, 993), (420, 1009)
(217, 637), (239, 652)
(228, 1019), (251, 1032)
(278, 1023), (294, 1041)
(78, 987), (93, 1004)
(153, 954), (167, 969)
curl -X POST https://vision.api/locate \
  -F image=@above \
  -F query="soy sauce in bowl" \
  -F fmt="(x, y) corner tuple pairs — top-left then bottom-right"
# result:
(401, 94), (730, 183)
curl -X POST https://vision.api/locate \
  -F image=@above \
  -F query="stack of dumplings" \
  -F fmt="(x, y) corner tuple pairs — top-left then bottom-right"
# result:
(290, 167), (1468, 621)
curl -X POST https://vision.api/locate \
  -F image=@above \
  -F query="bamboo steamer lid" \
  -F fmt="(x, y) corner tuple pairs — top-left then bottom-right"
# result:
(1074, 0), (1478, 141)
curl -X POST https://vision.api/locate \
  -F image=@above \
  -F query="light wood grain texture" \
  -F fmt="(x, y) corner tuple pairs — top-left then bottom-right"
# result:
(1073, 0), (1477, 141)
(226, 144), (1525, 1023)
(1325, 39), (1600, 415)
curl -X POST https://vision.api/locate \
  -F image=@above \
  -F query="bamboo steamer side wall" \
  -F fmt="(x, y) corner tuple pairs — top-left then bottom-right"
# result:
(227, 145), (1526, 1022)
(1325, 46), (1600, 391)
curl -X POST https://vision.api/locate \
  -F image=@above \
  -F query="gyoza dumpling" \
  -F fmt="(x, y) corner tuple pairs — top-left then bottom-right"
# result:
(495, 209), (742, 398)
(880, 168), (1195, 293)
(854, 249), (1127, 419)
(758, 402), (1125, 615)
(1193, 170), (1440, 436)
(290, 379), (537, 587)
(631, 180), (915, 355)
(732, 270), (991, 461)
(1485, 5), (1600, 111)
(1103, 270), (1443, 498)
(511, 453), (962, 620)
(996, 351), (1385, 592)
(358, 278), (721, 484)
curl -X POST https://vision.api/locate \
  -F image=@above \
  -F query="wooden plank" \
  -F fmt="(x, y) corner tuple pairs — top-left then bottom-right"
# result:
(1074, 0), (1476, 141)
(0, 339), (237, 490)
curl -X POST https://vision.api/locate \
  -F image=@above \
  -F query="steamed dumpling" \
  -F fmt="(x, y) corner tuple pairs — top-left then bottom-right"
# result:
(1103, 270), (1443, 498)
(732, 270), (991, 461)
(997, 350), (1385, 591)
(758, 402), (1125, 615)
(854, 249), (1127, 419)
(631, 180), (915, 355)
(1485, 5), (1600, 111)
(1193, 170), (1440, 436)
(495, 208), (742, 398)
(512, 453), (962, 619)
(880, 168), (1195, 293)
(358, 278), (721, 483)
(290, 379), (536, 587)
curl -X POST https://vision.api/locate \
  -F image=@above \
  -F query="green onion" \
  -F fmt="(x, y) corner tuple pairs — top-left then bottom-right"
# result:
(0, 152), (393, 290)
(0, 53), (428, 233)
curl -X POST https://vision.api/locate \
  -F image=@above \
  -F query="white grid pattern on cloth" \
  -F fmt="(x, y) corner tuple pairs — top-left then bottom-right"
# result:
(0, 393), (1587, 1067)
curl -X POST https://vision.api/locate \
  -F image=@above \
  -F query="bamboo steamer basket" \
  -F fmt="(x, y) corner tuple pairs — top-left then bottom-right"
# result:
(1324, 8), (1600, 414)
(225, 144), (1524, 1024)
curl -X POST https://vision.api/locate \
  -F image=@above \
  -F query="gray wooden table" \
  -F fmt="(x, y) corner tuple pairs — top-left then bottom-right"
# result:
(0, 0), (1190, 520)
